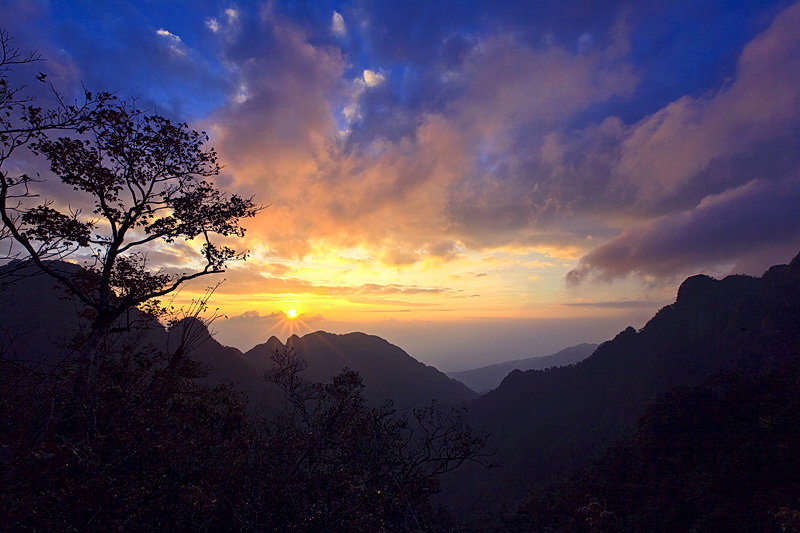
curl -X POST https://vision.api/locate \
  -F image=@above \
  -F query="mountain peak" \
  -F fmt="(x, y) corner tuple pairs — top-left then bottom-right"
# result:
(257, 329), (476, 406)
(165, 318), (218, 354)
(447, 343), (598, 393)
(676, 274), (718, 305)
(265, 335), (284, 348)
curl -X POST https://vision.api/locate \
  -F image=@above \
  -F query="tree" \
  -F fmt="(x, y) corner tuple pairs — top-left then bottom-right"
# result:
(1, 98), (260, 346)
(0, 29), (109, 281)
(1, 30), (260, 345)
(240, 347), (494, 531)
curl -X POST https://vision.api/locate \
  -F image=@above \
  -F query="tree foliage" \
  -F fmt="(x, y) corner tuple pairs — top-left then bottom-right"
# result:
(0, 29), (493, 532)
(1, 30), (260, 342)
(0, 29), (109, 278)
(239, 347), (494, 532)
(0, 335), (493, 532)
(4, 101), (260, 335)
(585, 356), (800, 532)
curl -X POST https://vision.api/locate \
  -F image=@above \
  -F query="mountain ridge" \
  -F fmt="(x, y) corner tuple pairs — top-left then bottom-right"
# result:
(441, 252), (800, 516)
(447, 342), (598, 393)
(245, 330), (476, 406)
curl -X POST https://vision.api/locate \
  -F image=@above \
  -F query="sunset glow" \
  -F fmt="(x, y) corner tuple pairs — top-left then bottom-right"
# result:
(5, 0), (800, 369)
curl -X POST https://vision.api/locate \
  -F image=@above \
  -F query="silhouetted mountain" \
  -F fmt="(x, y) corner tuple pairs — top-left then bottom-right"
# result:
(447, 343), (597, 393)
(1, 262), (89, 363)
(10, 254), (800, 527)
(1, 263), (473, 409)
(166, 318), (275, 404)
(443, 253), (800, 518)
(245, 331), (476, 407)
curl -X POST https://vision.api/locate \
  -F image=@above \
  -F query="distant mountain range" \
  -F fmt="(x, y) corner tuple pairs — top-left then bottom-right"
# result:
(447, 343), (598, 393)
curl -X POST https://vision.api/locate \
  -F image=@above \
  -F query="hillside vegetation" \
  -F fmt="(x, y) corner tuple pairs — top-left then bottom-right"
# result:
(443, 253), (800, 529)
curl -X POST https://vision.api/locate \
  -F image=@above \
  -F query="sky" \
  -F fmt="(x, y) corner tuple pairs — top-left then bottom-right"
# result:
(3, 0), (800, 370)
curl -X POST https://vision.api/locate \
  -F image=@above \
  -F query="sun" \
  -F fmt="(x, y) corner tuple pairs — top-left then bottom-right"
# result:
(286, 308), (298, 319)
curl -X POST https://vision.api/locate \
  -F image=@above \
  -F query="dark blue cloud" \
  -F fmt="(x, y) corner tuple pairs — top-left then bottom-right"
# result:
(567, 178), (800, 284)
(8, 0), (787, 136)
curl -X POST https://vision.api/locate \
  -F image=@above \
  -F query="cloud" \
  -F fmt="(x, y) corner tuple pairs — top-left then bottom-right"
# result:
(614, 1), (800, 209)
(215, 2), (800, 281)
(382, 247), (420, 267)
(566, 1), (800, 282)
(354, 0), (623, 68)
(204, 6), (243, 41)
(427, 240), (461, 261)
(204, 11), (638, 266)
(567, 178), (800, 284)
(225, 8), (240, 23)
(395, 28), (634, 251)
(332, 11), (346, 37)
(362, 69), (386, 88)
(156, 28), (181, 41)
(207, 9), (344, 163)
(562, 299), (666, 309)
(16, 0), (795, 287)
(205, 18), (220, 33)
(194, 261), (454, 303)
(155, 28), (187, 57)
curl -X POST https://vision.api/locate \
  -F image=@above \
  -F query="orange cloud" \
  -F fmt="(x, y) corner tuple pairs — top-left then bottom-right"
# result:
(202, 12), (636, 270)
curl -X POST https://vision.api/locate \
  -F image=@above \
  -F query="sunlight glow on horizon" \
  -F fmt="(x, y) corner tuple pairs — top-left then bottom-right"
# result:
(170, 246), (671, 327)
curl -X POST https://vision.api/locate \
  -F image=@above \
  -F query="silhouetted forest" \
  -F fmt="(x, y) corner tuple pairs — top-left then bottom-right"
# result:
(4, 254), (800, 531)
